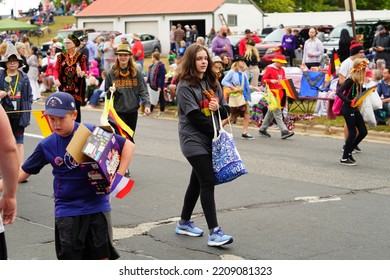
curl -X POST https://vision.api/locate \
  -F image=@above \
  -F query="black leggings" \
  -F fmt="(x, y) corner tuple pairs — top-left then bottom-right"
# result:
(180, 154), (218, 230)
(342, 106), (367, 159)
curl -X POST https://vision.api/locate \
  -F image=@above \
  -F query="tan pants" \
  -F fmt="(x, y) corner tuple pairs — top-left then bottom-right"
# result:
(249, 65), (260, 87)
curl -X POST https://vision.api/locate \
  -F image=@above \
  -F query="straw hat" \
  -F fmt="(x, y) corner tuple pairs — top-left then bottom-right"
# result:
(132, 33), (140, 41)
(115, 44), (132, 55)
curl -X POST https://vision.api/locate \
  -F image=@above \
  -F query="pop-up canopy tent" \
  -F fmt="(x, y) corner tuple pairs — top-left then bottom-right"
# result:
(0, 18), (38, 31)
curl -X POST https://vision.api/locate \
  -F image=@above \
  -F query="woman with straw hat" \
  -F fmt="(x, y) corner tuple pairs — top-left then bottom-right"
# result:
(105, 44), (151, 144)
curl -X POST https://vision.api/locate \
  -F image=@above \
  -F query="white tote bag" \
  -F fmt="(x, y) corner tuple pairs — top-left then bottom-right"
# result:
(147, 85), (159, 106)
(369, 90), (383, 110)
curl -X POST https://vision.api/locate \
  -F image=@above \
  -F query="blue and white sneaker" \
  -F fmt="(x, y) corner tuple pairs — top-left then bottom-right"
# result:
(207, 227), (233, 247)
(175, 220), (204, 237)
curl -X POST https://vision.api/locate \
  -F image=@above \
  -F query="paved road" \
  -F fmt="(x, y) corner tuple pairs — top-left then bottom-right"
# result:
(4, 103), (390, 260)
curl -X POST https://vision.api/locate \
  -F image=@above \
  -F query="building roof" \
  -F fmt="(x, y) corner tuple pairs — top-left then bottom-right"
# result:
(76, 0), (226, 17)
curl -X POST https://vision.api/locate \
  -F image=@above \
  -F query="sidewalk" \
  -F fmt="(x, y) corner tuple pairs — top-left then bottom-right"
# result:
(155, 107), (390, 143)
(37, 96), (390, 143)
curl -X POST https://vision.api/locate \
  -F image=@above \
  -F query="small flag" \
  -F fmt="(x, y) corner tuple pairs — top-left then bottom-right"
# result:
(108, 105), (135, 143)
(352, 86), (376, 108)
(32, 110), (53, 137)
(109, 173), (134, 199)
(326, 48), (340, 82)
(280, 79), (299, 100)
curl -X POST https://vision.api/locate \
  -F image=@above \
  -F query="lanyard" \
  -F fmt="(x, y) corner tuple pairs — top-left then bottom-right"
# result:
(6, 71), (19, 97)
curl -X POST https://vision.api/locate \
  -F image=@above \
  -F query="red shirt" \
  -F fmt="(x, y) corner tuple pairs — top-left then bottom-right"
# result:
(238, 34), (261, 56)
(261, 63), (285, 91)
(132, 40), (144, 61)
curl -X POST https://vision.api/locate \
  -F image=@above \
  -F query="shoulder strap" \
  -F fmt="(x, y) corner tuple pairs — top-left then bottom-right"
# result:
(0, 69), (4, 90)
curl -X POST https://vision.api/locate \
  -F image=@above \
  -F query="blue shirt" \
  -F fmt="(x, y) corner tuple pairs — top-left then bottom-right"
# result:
(221, 70), (251, 102)
(376, 79), (390, 98)
(22, 123), (126, 218)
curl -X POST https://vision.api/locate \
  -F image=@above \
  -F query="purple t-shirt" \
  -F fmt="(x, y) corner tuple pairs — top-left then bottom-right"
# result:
(282, 34), (296, 50)
(22, 123), (126, 218)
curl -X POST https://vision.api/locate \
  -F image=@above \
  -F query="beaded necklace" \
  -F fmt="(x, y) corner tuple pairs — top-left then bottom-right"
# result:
(352, 83), (362, 98)
(119, 69), (130, 78)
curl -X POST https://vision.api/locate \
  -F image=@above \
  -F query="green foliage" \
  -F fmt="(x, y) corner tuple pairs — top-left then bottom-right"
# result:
(255, 0), (296, 13)
(255, 0), (390, 12)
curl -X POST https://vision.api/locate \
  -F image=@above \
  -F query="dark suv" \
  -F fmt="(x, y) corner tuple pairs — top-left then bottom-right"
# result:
(323, 19), (390, 56)
(256, 25), (333, 68)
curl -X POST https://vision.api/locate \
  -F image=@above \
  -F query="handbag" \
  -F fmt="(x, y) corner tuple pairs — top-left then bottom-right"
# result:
(332, 85), (352, 115)
(264, 84), (279, 112)
(228, 72), (247, 112)
(211, 110), (247, 185)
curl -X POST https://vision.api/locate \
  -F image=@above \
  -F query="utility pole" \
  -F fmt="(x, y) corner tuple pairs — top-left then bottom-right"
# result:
(345, 0), (357, 39)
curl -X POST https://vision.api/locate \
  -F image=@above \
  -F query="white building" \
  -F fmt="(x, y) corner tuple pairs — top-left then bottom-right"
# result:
(75, 0), (264, 55)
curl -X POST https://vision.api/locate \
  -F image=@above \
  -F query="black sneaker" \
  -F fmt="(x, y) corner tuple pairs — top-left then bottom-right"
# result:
(241, 133), (254, 140)
(125, 169), (131, 178)
(339, 158), (356, 166)
(259, 129), (271, 137)
(348, 154), (356, 163)
(281, 130), (294, 139)
(343, 144), (360, 154)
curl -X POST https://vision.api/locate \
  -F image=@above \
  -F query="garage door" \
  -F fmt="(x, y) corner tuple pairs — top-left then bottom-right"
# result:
(83, 22), (114, 32)
(125, 21), (158, 37)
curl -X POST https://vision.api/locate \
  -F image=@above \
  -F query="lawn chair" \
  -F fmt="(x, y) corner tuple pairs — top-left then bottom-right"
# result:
(289, 70), (326, 114)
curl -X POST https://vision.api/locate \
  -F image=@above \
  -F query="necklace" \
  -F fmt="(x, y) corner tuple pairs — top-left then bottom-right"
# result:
(65, 51), (78, 66)
(119, 69), (130, 78)
(6, 71), (19, 96)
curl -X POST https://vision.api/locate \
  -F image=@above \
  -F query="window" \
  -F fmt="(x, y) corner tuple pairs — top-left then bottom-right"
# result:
(227, 15), (237, 27)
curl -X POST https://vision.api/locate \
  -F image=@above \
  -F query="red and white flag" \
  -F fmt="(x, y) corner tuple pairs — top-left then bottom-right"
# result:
(109, 173), (134, 199)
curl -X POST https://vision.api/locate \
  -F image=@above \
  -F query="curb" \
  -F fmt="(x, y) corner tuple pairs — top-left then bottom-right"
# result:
(155, 109), (390, 143)
(36, 98), (389, 143)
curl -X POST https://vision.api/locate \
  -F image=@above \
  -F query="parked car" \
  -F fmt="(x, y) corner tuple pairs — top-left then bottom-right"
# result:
(40, 28), (100, 57)
(90, 31), (122, 43)
(323, 19), (390, 56)
(260, 26), (277, 38)
(114, 33), (161, 56)
(56, 28), (96, 40)
(256, 25), (334, 68)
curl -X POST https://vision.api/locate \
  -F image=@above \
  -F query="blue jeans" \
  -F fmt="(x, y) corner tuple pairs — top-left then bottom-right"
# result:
(89, 89), (105, 106)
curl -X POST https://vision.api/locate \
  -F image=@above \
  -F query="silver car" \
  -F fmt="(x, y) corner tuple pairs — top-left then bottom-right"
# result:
(114, 33), (161, 56)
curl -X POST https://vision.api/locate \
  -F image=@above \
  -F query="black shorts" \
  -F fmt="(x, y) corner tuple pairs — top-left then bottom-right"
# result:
(0, 225), (7, 260)
(55, 212), (119, 260)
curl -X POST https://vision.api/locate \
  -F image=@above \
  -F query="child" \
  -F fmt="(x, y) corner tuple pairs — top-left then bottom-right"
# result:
(178, 40), (187, 58)
(87, 70), (108, 108)
(0, 92), (135, 259)
(167, 50), (176, 65)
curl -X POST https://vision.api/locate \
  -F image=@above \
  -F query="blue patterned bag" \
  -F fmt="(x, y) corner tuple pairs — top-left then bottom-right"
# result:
(211, 111), (248, 185)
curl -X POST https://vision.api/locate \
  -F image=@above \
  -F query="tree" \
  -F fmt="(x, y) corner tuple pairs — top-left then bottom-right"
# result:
(255, 0), (296, 13)
(255, 0), (390, 12)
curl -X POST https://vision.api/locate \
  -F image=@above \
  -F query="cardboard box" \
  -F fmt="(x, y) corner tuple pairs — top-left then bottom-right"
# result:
(66, 124), (121, 194)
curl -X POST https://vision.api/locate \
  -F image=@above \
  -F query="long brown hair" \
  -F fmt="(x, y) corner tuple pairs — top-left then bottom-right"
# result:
(112, 57), (137, 78)
(177, 44), (218, 90)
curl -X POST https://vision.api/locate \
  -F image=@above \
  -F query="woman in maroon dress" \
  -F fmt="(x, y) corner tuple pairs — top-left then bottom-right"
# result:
(54, 34), (87, 122)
